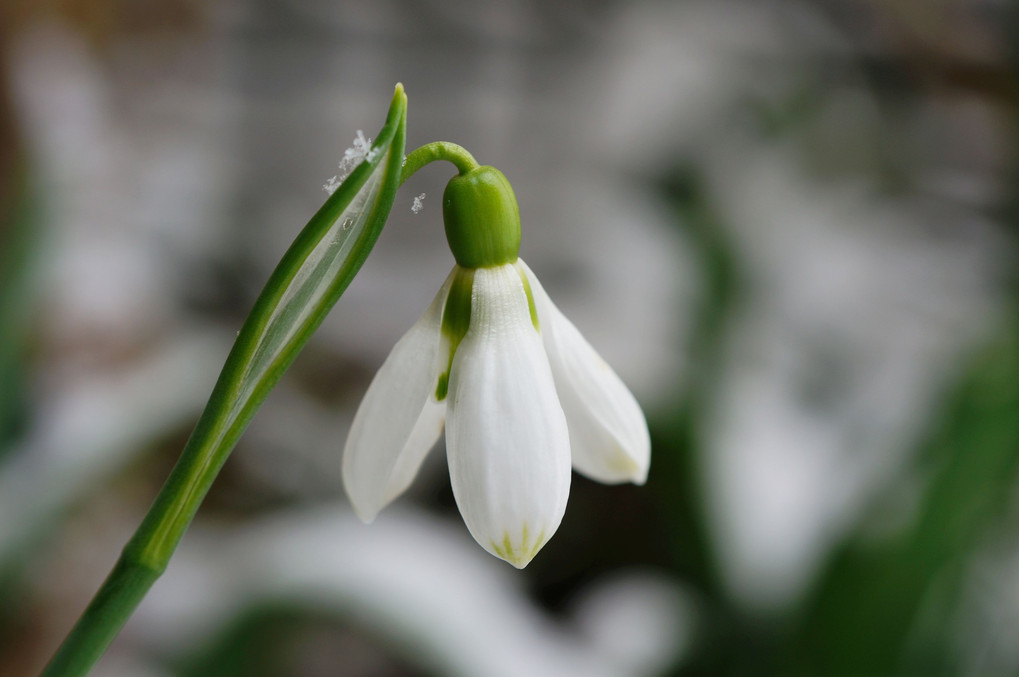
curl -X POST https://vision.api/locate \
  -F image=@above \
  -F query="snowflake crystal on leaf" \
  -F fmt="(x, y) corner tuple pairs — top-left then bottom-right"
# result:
(324, 130), (374, 195)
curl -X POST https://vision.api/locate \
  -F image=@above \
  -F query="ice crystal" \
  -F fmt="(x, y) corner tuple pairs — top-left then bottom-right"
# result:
(411, 193), (426, 214)
(324, 130), (374, 195)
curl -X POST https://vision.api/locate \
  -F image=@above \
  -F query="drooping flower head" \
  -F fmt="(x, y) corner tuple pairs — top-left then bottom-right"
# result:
(343, 162), (650, 567)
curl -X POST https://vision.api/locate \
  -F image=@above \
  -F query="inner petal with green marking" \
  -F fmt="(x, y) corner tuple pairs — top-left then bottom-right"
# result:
(435, 263), (542, 401)
(436, 266), (474, 401)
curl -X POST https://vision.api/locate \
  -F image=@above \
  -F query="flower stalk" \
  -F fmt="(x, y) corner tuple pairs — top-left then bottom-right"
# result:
(400, 141), (479, 183)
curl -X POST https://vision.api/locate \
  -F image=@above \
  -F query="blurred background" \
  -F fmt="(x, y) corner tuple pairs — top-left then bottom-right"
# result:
(1, 1), (1018, 675)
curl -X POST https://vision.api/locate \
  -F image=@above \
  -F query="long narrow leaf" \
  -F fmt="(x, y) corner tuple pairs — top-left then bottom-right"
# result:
(41, 85), (407, 677)
(133, 84), (407, 565)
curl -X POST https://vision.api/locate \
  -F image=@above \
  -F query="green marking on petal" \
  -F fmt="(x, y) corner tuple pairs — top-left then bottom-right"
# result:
(607, 448), (642, 475)
(516, 265), (539, 332)
(528, 528), (546, 560)
(491, 525), (546, 566)
(436, 267), (474, 401)
(501, 531), (514, 560)
(435, 372), (449, 401)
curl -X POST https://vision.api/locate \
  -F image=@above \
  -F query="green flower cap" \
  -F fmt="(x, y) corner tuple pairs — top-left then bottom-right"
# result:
(442, 166), (521, 269)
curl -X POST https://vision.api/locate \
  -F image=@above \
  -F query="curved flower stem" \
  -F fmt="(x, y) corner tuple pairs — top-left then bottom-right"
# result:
(40, 85), (408, 677)
(401, 142), (479, 184)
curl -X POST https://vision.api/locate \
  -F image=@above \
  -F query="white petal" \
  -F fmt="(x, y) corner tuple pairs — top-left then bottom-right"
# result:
(518, 260), (651, 485)
(342, 272), (454, 522)
(446, 264), (571, 568)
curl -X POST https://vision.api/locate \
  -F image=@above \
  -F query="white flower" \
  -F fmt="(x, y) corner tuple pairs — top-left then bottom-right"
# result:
(343, 160), (649, 567)
(342, 257), (650, 568)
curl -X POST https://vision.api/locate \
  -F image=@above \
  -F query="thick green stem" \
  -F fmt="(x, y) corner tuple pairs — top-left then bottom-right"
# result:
(40, 401), (250, 676)
(400, 142), (478, 184)
(40, 559), (161, 676)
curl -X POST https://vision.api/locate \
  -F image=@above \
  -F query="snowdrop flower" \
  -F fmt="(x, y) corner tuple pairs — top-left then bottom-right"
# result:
(343, 164), (650, 567)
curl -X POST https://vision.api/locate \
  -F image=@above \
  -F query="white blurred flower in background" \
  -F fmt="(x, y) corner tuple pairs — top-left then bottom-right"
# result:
(137, 508), (690, 677)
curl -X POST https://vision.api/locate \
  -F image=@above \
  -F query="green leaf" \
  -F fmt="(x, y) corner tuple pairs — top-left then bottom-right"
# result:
(138, 84), (408, 565)
(40, 85), (408, 677)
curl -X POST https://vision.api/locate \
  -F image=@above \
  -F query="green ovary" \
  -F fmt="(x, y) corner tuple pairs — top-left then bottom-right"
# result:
(442, 166), (521, 269)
